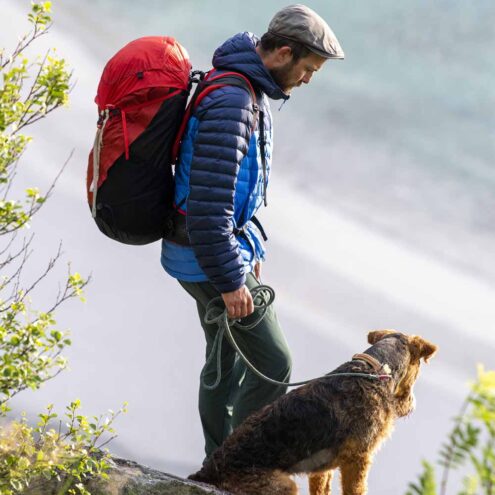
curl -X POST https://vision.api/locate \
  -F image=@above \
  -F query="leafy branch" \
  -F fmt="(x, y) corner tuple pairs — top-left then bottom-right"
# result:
(0, 3), (125, 494)
(0, 400), (128, 495)
(405, 365), (495, 495)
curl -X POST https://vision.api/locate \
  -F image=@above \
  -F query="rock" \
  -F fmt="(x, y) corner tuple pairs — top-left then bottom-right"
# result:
(26, 456), (229, 495)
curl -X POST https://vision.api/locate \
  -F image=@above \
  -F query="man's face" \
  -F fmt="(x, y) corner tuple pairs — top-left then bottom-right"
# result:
(269, 50), (327, 95)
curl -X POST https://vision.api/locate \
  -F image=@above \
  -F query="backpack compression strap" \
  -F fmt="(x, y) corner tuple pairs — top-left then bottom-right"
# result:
(112, 89), (183, 161)
(90, 109), (111, 217)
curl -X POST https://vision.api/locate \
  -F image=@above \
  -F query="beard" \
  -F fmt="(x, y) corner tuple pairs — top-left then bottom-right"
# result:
(269, 61), (297, 94)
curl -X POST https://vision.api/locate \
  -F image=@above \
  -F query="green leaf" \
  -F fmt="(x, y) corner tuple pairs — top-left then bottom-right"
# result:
(405, 461), (437, 495)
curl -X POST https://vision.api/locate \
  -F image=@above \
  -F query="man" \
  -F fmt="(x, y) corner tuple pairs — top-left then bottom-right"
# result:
(161, 4), (344, 458)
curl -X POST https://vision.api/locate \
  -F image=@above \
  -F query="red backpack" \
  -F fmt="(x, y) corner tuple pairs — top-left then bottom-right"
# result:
(86, 36), (257, 246)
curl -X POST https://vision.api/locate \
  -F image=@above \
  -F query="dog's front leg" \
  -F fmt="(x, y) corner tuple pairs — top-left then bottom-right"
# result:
(339, 457), (371, 495)
(308, 470), (333, 495)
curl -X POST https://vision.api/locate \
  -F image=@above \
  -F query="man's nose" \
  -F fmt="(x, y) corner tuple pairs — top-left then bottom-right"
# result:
(302, 72), (313, 84)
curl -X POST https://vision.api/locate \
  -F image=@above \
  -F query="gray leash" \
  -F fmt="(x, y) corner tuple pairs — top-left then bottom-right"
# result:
(201, 285), (391, 390)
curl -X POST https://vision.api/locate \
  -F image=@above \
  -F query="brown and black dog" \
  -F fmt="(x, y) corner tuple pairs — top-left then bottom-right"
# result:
(189, 330), (437, 495)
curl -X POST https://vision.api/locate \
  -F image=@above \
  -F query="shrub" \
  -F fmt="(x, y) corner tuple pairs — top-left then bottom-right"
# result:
(0, 3), (125, 494)
(406, 365), (495, 495)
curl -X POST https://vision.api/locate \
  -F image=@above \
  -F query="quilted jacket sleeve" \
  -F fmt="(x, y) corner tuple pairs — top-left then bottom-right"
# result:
(186, 85), (256, 293)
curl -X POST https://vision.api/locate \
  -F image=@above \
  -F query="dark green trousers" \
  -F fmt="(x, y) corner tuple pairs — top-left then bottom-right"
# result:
(179, 272), (292, 458)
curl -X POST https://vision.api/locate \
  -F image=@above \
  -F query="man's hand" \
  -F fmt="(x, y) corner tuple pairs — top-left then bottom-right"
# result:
(254, 261), (262, 282)
(221, 285), (254, 319)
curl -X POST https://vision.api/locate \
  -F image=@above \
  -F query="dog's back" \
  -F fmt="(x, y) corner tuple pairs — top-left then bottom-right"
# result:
(190, 331), (437, 495)
(191, 360), (393, 481)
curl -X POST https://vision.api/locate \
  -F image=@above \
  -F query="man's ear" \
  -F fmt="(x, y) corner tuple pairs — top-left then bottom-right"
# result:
(275, 46), (293, 65)
(408, 336), (438, 363)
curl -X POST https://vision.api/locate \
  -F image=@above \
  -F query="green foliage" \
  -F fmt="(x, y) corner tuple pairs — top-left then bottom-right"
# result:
(0, 0), (70, 234)
(406, 461), (437, 495)
(405, 365), (495, 495)
(28, 1), (53, 27)
(0, 400), (128, 495)
(0, 3), (126, 494)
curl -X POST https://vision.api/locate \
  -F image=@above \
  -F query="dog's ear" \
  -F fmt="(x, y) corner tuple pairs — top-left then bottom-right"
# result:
(368, 329), (398, 345)
(408, 336), (438, 363)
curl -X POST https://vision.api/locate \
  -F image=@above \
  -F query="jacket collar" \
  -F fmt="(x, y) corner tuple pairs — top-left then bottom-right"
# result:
(212, 32), (289, 101)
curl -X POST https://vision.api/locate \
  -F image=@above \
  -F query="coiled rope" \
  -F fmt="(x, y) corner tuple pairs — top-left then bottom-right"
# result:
(201, 285), (391, 390)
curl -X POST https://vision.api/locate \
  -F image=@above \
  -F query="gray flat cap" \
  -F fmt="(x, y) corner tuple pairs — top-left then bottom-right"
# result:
(268, 4), (344, 59)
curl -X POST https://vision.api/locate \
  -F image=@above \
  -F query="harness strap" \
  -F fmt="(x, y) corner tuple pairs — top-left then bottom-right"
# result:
(251, 215), (268, 241)
(258, 109), (267, 207)
(172, 69), (262, 163)
(233, 215), (268, 241)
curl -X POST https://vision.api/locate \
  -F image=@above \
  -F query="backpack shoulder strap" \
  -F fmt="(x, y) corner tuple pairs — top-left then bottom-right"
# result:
(172, 70), (260, 163)
(194, 70), (258, 108)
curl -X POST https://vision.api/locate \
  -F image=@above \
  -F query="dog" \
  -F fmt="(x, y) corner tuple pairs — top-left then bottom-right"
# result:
(189, 330), (438, 495)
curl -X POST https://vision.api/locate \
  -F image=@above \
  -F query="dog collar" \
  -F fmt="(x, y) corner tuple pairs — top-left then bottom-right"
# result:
(352, 353), (386, 374)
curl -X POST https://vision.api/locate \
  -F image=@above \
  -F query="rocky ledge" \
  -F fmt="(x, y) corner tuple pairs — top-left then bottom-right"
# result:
(26, 456), (228, 495)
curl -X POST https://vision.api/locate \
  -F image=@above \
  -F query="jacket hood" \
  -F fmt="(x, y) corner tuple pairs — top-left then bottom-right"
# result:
(212, 32), (289, 101)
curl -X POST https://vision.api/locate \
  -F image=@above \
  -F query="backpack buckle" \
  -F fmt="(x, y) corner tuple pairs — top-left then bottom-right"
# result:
(189, 70), (206, 86)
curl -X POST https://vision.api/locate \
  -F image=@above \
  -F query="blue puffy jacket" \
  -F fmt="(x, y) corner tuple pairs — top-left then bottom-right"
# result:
(161, 32), (288, 293)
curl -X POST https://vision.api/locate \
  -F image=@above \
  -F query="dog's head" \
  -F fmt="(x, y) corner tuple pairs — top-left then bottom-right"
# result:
(367, 330), (438, 417)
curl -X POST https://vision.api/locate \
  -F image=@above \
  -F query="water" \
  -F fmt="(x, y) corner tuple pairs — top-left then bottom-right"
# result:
(75, 0), (495, 280)
(1, 1), (494, 493)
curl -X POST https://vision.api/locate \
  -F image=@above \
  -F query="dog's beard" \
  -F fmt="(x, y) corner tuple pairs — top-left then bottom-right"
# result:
(400, 393), (416, 417)
(410, 393), (417, 413)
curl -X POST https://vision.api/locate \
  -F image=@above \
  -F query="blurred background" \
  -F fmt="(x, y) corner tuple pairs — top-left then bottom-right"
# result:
(1, 0), (494, 493)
